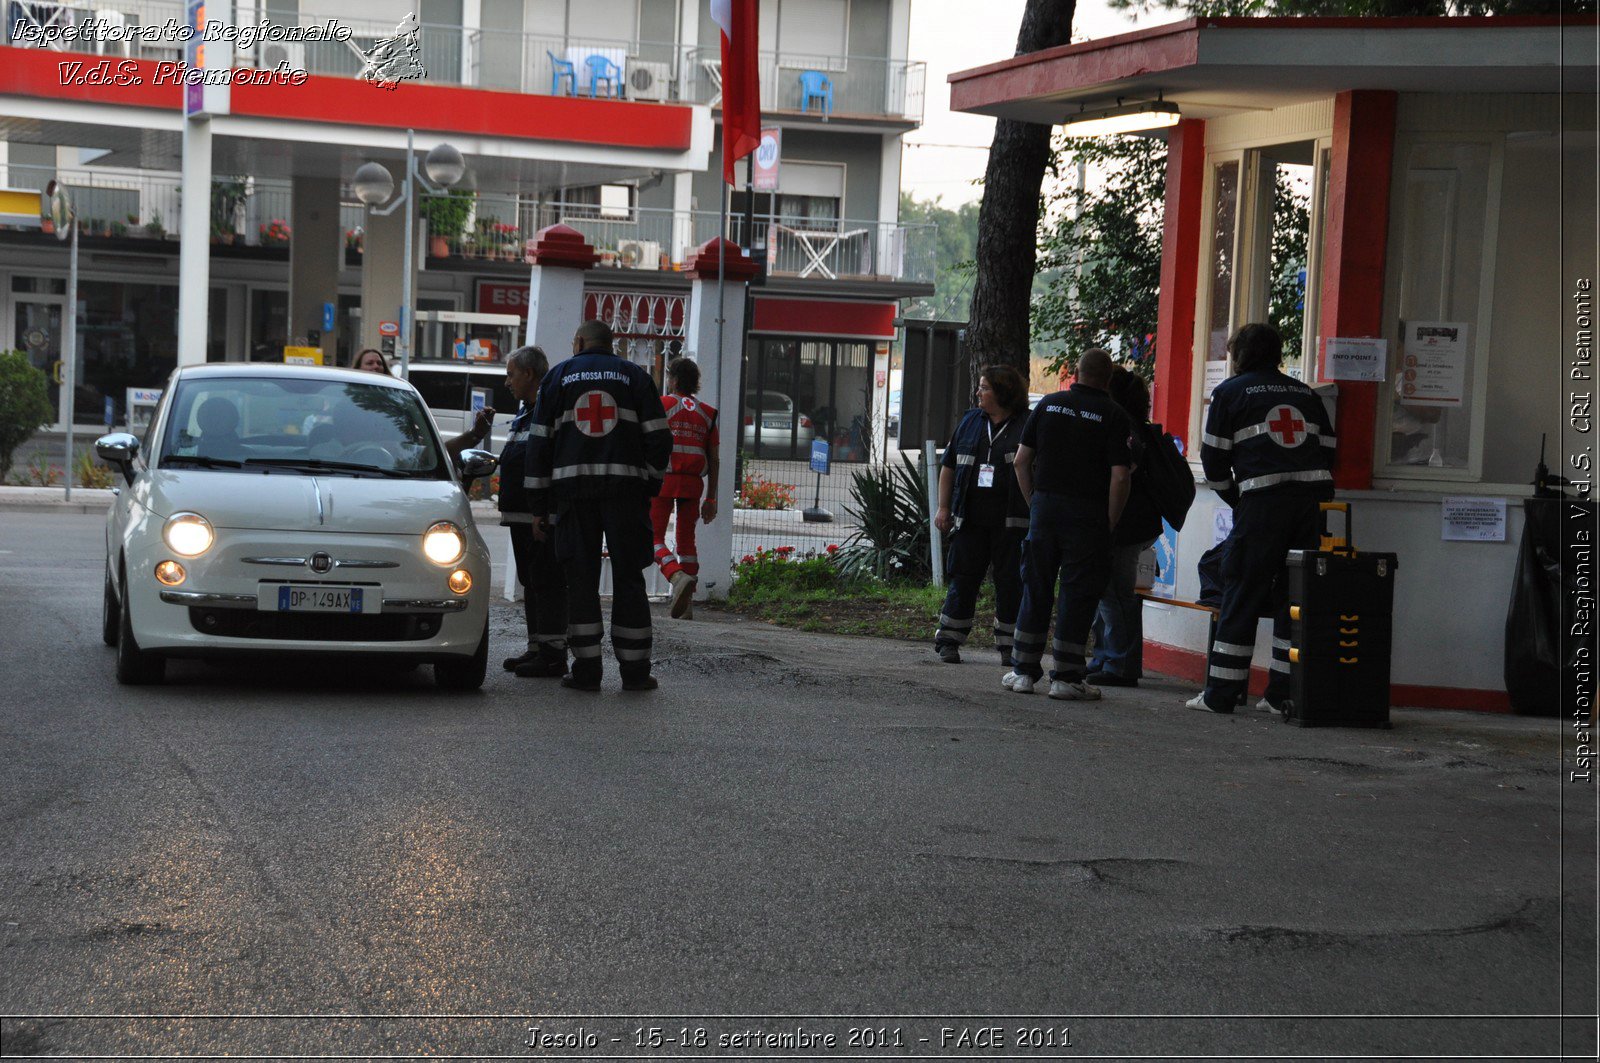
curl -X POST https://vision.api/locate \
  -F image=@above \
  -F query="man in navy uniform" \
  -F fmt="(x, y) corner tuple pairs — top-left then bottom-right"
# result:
(1187, 322), (1335, 715)
(1006, 348), (1133, 701)
(526, 320), (672, 692)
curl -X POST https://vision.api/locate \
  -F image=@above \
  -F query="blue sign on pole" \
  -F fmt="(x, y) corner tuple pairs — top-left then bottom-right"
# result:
(104, 396), (115, 427)
(809, 439), (831, 475)
(323, 302), (336, 332)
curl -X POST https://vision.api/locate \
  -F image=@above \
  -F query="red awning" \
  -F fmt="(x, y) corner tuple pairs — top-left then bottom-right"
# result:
(751, 297), (897, 341)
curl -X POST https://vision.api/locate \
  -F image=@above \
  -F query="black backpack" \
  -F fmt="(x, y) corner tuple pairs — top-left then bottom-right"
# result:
(1137, 422), (1196, 531)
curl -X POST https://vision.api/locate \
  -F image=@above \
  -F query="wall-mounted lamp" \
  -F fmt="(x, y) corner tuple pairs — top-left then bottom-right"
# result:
(1061, 100), (1180, 137)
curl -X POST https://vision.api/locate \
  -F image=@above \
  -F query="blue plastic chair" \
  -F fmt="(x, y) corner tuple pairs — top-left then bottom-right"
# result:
(799, 69), (833, 117)
(585, 53), (621, 98)
(547, 50), (576, 95)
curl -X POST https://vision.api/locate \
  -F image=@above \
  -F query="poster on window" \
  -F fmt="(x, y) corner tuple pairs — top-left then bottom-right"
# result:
(1398, 321), (1469, 407)
(1319, 336), (1387, 382)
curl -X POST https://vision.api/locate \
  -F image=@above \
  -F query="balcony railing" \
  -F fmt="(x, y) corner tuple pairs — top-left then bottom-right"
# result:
(421, 195), (937, 284)
(1, 164), (295, 248)
(2, 3), (925, 122)
(0, 169), (935, 283)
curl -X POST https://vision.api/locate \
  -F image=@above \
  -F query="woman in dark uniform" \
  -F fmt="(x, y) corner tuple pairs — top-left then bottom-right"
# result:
(931, 364), (1031, 665)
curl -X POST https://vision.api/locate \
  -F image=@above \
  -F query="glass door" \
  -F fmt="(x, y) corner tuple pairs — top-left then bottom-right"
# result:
(14, 298), (65, 426)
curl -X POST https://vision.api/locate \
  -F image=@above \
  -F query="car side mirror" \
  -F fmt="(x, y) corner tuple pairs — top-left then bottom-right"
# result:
(458, 448), (498, 483)
(95, 432), (140, 485)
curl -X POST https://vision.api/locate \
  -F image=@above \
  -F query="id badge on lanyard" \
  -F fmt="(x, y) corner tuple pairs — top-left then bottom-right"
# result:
(978, 463), (995, 488)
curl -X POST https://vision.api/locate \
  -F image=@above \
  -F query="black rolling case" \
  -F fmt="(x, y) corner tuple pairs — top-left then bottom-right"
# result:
(1284, 503), (1398, 728)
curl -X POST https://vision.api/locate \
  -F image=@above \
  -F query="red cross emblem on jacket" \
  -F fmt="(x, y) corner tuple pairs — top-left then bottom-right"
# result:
(574, 390), (619, 437)
(1266, 405), (1307, 448)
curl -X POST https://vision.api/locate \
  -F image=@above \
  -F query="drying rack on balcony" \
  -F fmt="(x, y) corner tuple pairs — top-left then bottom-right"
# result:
(772, 222), (870, 280)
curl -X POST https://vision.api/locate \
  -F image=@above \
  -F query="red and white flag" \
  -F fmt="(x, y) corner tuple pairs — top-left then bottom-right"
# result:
(711, 0), (760, 184)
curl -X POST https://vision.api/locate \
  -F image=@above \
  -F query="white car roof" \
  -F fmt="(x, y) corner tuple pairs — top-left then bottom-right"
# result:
(172, 363), (416, 390)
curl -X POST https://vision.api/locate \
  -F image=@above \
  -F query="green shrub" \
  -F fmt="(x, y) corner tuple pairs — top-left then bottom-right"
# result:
(732, 547), (840, 597)
(74, 448), (116, 489)
(422, 188), (476, 240)
(738, 472), (796, 510)
(834, 453), (932, 582)
(0, 350), (55, 481)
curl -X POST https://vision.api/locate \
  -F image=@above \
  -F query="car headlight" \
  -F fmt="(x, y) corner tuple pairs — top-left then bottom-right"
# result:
(163, 513), (214, 557)
(422, 521), (465, 566)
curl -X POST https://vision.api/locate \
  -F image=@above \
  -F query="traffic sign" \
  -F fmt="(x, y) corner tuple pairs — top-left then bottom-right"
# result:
(378, 320), (400, 337)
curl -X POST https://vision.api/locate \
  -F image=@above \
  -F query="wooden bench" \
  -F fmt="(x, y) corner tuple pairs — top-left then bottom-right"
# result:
(1137, 591), (1218, 615)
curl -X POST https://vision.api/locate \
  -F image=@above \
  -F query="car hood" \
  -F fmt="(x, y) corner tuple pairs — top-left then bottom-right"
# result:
(142, 470), (472, 533)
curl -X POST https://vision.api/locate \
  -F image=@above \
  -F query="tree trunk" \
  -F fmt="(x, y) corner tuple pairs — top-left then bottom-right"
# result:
(966, 0), (1076, 385)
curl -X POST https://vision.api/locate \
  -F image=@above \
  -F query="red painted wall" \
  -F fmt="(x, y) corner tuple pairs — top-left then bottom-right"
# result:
(1152, 119), (1206, 446)
(1320, 90), (1398, 490)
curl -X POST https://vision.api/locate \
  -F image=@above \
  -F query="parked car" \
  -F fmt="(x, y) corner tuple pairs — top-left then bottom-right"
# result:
(96, 363), (495, 689)
(742, 391), (815, 452)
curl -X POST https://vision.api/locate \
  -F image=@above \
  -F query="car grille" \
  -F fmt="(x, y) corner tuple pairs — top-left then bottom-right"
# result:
(187, 608), (445, 642)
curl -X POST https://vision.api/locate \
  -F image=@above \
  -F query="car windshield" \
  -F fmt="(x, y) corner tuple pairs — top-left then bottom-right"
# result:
(755, 393), (793, 413)
(158, 377), (448, 478)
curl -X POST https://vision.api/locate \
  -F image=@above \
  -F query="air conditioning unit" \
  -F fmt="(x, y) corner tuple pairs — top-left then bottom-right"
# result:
(258, 40), (305, 72)
(617, 239), (661, 270)
(626, 60), (671, 102)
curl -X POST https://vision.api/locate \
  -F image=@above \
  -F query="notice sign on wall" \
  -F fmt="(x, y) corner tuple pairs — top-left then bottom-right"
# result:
(1320, 336), (1387, 382)
(1441, 496), (1507, 542)
(1399, 321), (1469, 407)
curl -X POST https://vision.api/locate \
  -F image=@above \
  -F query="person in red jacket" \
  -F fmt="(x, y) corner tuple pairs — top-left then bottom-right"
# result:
(653, 357), (720, 619)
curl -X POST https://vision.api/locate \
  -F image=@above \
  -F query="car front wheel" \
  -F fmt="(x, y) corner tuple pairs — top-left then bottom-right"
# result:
(434, 617), (488, 691)
(115, 569), (166, 685)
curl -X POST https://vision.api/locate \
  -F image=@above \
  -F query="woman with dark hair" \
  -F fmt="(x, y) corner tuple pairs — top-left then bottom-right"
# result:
(351, 348), (393, 375)
(931, 363), (1031, 665)
(1084, 366), (1164, 687)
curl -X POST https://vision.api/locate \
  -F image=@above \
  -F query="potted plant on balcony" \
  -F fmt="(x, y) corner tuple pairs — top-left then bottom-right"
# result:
(493, 222), (521, 260)
(259, 219), (291, 247)
(145, 210), (166, 240)
(345, 226), (364, 255)
(210, 179), (246, 244)
(422, 188), (474, 257)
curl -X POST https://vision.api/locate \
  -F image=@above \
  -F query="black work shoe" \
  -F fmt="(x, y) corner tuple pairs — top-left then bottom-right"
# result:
(621, 675), (659, 692)
(560, 674), (602, 692)
(1084, 670), (1138, 688)
(502, 649), (540, 672)
(936, 645), (961, 664)
(514, 659), (569, 679)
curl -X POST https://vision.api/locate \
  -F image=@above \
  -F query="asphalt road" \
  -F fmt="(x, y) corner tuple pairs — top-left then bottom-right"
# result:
(0, 509), (1595, 1060)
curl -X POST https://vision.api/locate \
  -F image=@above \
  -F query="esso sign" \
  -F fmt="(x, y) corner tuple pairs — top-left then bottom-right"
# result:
(477, 281), (531, 316)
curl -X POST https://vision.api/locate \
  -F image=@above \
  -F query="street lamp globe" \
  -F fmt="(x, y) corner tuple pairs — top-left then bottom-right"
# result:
(423, 143), (465, 188)
(352, 162), (396, 206)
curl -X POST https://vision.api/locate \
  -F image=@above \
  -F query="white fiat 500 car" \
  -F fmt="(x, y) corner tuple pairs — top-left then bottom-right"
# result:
(97, 363), (496, 689)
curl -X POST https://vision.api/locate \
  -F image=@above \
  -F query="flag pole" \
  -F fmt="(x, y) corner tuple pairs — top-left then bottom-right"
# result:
(716, 162), (727, 380)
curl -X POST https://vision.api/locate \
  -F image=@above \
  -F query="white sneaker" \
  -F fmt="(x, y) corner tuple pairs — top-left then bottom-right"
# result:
(668, 571), (696, 618)
(1257, 696), (1288, 716)
(1049, 679), (1102, 701)
(1001, 670), (1036, 694)
(1185, 691), (1233, 715)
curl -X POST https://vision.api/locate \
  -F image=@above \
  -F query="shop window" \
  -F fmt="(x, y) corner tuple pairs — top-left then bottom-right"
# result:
(74, 280), (180, 425)
(1199, 159), (1240, 406)
(249, 289), (288, 361)
(741, 336), (872, 463)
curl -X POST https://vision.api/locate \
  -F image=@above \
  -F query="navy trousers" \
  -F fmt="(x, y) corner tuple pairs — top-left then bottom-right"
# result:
(508, 523), (568, 665)
(1012, 493), (1113, 683)
(554, 495), (655, 683)
(1201, 493), (1320, 710)
(933, 522), (1024, 662)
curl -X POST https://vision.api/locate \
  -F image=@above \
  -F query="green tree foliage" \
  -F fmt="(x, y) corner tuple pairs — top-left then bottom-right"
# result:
(1269, 169), (1311, 361)
(900, 192), (981, 322)
(0, 350), (56, 481)
(1032, 135), (1167, 380)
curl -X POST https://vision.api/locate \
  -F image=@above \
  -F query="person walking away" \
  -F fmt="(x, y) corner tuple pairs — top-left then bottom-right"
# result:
(1085, 368), (1163, 688)
(653, 357), (720, 620)
(931, 364), (1030, 665)
(1005, 348), (1133, 701)
(526, 320), (671, 692)
(454, 347), (571, 678)
(1186, 322), (1335, 715)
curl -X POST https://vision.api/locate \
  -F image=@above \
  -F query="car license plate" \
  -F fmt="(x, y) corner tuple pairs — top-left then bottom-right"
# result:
(272, 586), (364, 613)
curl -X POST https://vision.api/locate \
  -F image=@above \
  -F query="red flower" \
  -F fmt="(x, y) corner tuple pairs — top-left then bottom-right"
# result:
(825, 543), (839, 553)
(776, 545), (795, 555)
(740, 554), (755, 564)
